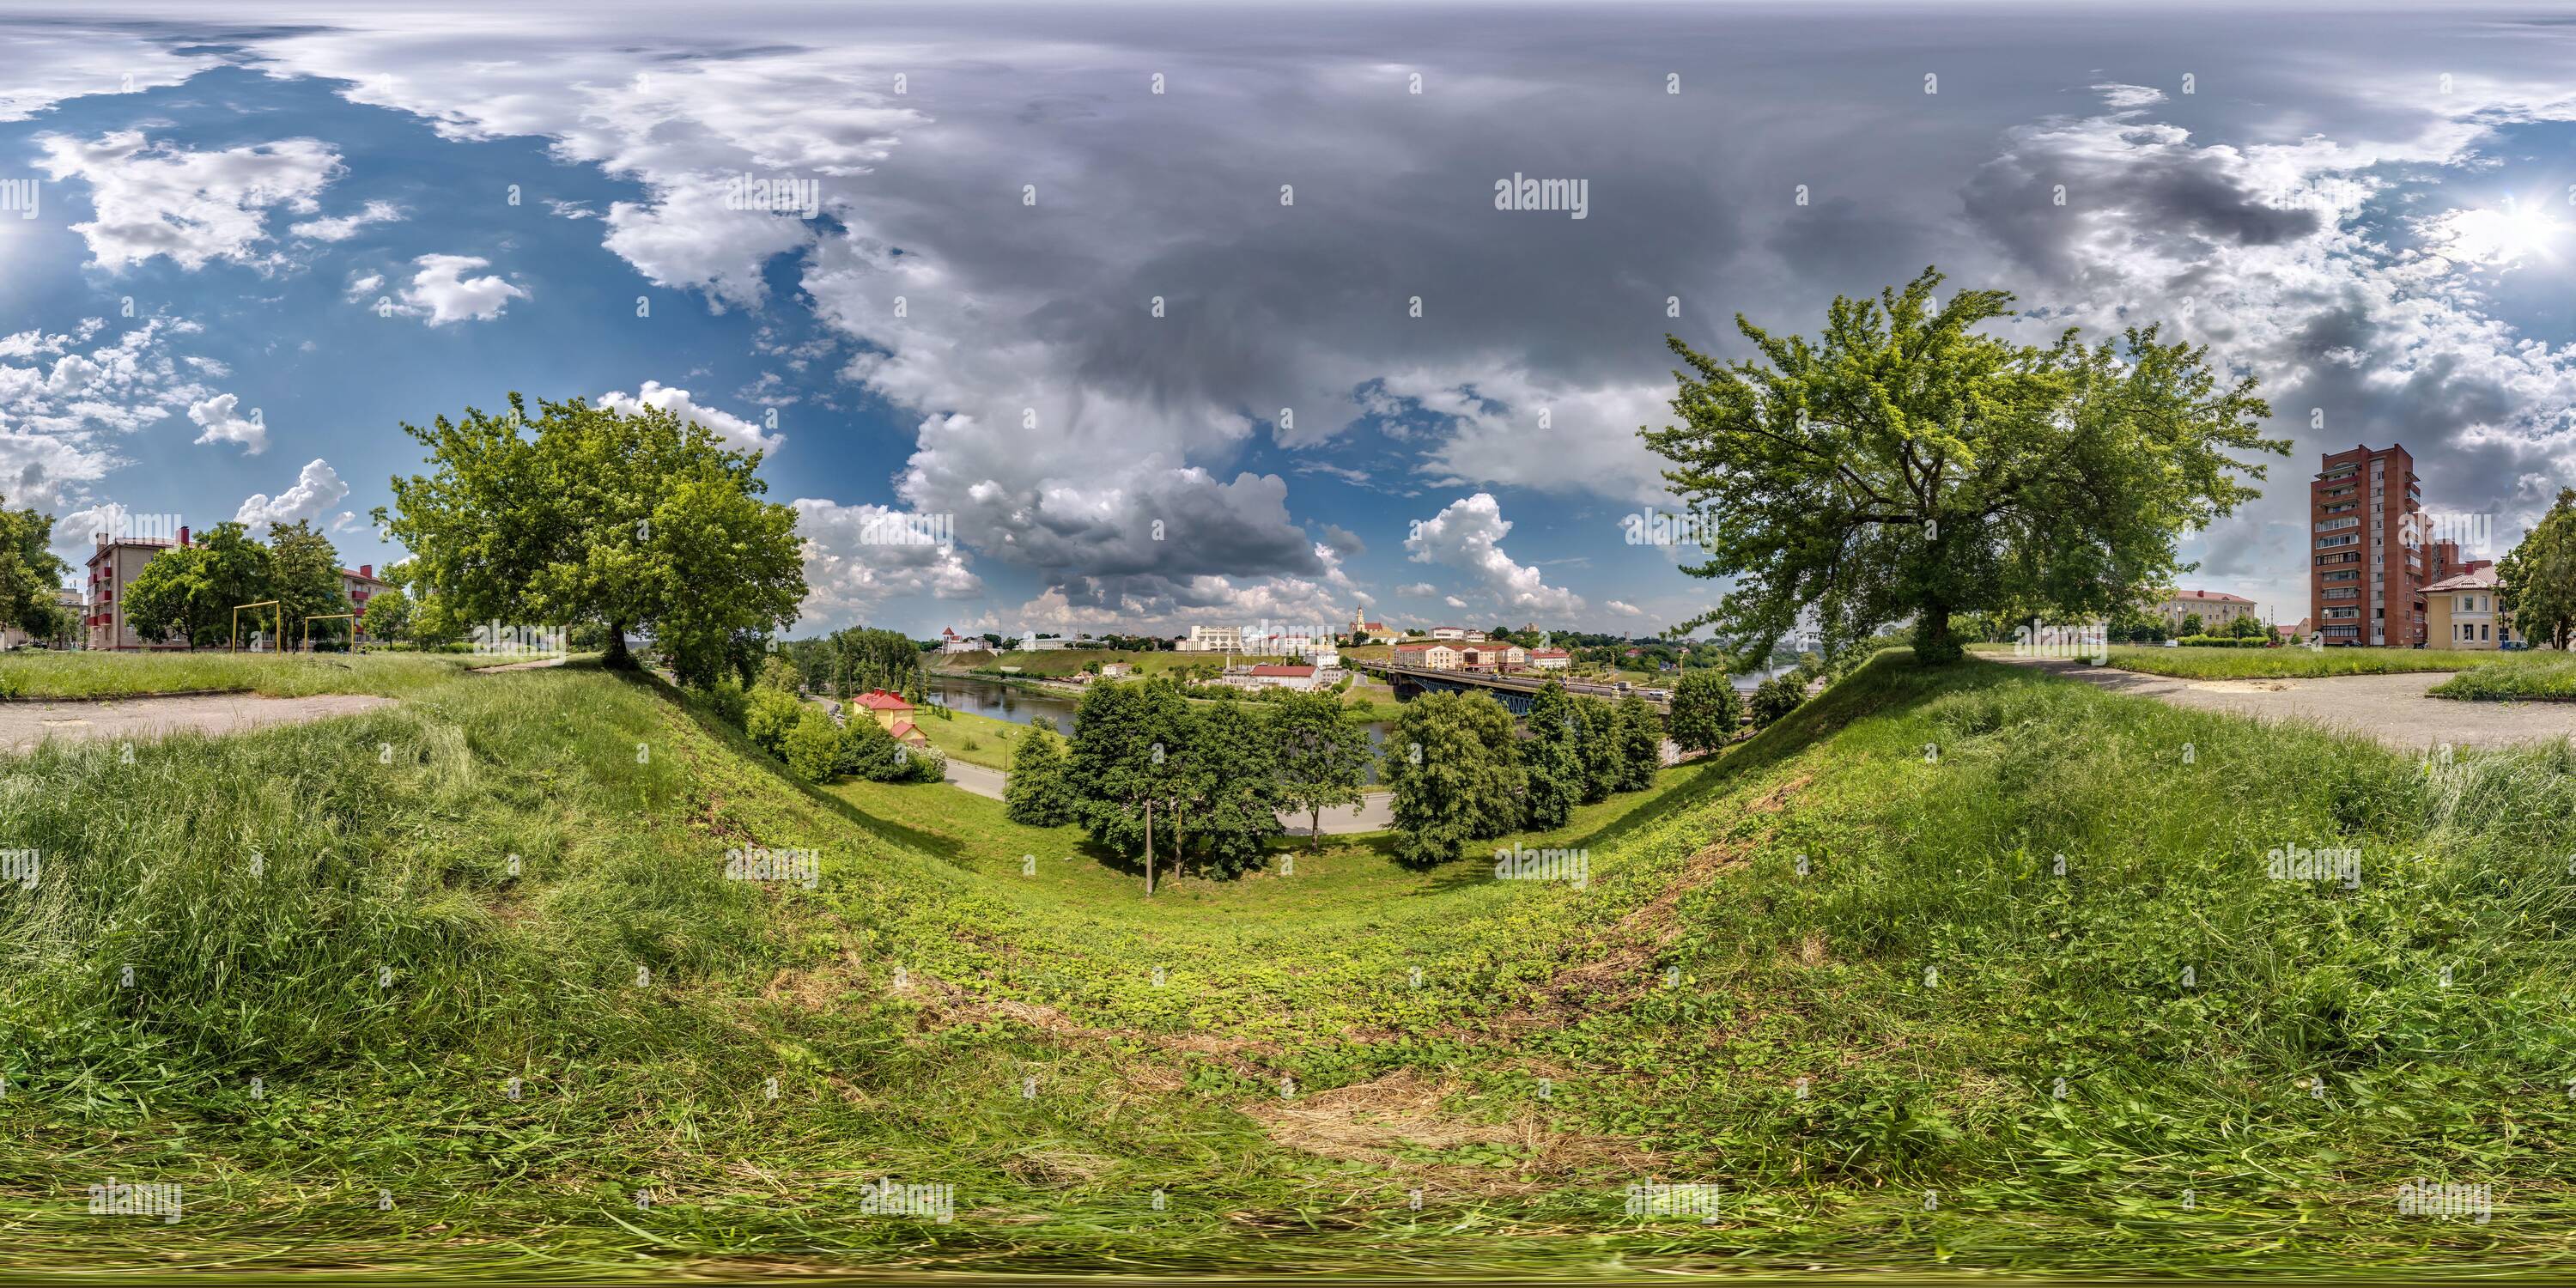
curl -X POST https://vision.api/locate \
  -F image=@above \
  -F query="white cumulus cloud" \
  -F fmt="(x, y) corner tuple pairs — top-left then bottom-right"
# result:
(234, 458), (349, 534)
(186, 392), (267, 454)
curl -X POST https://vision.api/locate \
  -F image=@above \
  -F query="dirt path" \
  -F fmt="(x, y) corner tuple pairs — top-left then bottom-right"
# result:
(1990, 655), (2576, 752)
(0, 692), (396, 754)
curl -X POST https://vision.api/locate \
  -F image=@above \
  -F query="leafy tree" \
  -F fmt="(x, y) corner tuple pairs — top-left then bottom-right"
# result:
(1005, 721), (1078, 827)
(1574, 696), (1620, 805)
(1178, 702), (1284, 878)
(1381, 690), (1524, 866)
(1643, 267), (2283, 665)
(410, 590), (465, 647)
(2178, 612), (2205, 639)
(0, 501), (68, 644)
(1749, 673), (1807, 728)
(2228, 613), (2268, 640)
(2500, 489), (2576, 650)
(360, 583), (414, 642)
(375, 392), (805, 683)
(1270, 690), (1373, 849)
(1667, 668), (1743, 753)
(744, 686), (805, 756)
(756, 653), (803, 693)
(1613, 696), (1662, 792)
(783, 706), (842, 780)
(122, 522), (274, 647)
(1068, 677), (1192, 893)
(266, 520), (353, 648)
(1518, 681), (1585, 830)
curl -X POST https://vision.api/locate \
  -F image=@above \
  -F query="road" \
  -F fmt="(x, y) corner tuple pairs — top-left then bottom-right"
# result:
(1991, 655), (2576, 753)
(939, 755), (1393, 834)
(0, 692), (396, 754)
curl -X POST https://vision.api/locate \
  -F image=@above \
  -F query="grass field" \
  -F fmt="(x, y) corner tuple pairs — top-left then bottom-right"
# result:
(2430, 654), (2576, 702)
(1971, 641), (2518, 680)
(7, 651), (2576, 1275)
(909, 704), (1029, 770)
(0, 648), (541, 700)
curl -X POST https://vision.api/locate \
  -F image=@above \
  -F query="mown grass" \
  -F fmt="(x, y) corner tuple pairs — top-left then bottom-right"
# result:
(4, 650), (2576, 1275)
(2431, 655), (2576, 702)
(0, 649), (540, 700)
(909, 704), (1027, 770)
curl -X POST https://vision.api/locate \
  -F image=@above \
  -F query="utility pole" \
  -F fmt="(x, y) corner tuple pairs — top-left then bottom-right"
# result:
(1144, 798), (1155, 897)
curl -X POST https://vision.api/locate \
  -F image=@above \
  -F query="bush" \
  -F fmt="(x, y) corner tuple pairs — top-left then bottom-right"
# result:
(2175, 635), (2266, 649)
(701, 677), (750, 728)
(1749, 673), (1807, 727)
(783, 708), (843, 781)
(744, 686), (804, 756)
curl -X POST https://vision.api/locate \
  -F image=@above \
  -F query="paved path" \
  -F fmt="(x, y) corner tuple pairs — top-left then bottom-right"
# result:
(1990, 656), (2576, 752)
(939, 754), (1393, 833)
(0, 692), (395, 754)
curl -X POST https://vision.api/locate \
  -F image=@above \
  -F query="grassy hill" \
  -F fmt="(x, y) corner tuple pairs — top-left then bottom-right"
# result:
(3, 653), (2573, 1275)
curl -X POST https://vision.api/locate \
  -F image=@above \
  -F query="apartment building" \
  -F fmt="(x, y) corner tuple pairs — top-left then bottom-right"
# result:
(1176, 624), (1243, 653)
(1392, 641), (1462, 670)
(86, 528), (193, 650)
(2154, 588), (2257, 632)
(2310, 444), (2424, 647)
(2425, 567), (2514, 648)
(1, 587), (84, 649)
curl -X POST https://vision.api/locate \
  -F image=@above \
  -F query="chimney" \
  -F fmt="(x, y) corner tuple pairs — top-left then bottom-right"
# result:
(360, 563), (373, 580)
(178, 526), (190, 547)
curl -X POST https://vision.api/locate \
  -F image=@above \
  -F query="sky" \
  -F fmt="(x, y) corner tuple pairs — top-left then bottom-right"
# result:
(2, 1), (2573, 640)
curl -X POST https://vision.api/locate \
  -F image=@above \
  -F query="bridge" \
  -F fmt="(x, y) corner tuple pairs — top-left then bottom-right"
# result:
(1356, 662), (1670, 716)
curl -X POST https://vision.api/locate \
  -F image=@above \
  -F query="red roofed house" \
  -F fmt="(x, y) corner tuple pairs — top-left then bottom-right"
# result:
(1392, 641), (1461, 671)
(853, 689), (933, 746)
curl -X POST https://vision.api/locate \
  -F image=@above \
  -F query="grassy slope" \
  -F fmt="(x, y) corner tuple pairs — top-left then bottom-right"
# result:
(0, 650), (538, 699)
(4, 653), (2574, 1274)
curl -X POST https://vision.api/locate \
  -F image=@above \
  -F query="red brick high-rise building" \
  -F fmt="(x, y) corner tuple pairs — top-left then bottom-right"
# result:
(2310, 444), (2424, 647)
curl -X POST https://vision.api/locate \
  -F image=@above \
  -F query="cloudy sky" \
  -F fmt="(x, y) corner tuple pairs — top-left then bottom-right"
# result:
(3, 2), (2573, 639)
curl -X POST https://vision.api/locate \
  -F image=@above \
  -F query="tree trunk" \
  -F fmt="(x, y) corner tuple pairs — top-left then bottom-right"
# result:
(1144, 798), (1155, 897)
(1913, 599), (1959, 664)
(1310, 805), (1323, 852)
(602, 621), (636, 670)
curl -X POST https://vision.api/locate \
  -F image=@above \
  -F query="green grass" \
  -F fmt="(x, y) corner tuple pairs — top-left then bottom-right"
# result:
(0, 649), (544, 700)
(7, 650), (2576, 1275)
(911, 704), (1030, 770)
(1971, 641), (2516, 680)
(2429, 654), (2576, 701)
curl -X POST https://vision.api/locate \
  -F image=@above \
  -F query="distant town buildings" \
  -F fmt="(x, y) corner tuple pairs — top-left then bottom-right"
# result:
(939, 627), (986, 653)
(1528, 647), (1571, 670)
(1176, 624), (1243, 653)
(1393, 641), (1462, 670)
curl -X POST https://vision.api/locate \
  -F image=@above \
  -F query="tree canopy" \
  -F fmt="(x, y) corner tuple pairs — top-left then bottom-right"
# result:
(1643, 267), (2284, 664)
(2500, 489), (2576, 650)
(0, 500), (68, 643)
(376, 393), (805, 683)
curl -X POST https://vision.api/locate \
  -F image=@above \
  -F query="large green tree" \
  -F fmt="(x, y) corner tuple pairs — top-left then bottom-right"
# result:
(1178, 702), (1285, 878)
(1613, 696), (1663, 793)
(1381, 690), (1524, 866)
(375, 393), (805, 683)
(1068, 677), (1193, 894)
(1643, 268), (2283, 664)
(1270, 690), (1373, 850)
(0, 501), (68, 643)
(2500, 489), (2576, 650)
(1005, 721), (1078, 827)
(360, 583), (414, 642)
(1666, 667), (1743, 754)
(122, 522), (275, 647)
(1573, 696), (1621, 805)
(267, 520), (353, 648)
(1518, 681), (1585, 830)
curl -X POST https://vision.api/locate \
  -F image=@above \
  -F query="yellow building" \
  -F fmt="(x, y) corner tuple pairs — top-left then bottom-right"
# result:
(2425, 568), (2515, 649)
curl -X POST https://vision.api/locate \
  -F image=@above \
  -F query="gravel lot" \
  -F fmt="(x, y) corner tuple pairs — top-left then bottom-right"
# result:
(0, 692), (394, 754)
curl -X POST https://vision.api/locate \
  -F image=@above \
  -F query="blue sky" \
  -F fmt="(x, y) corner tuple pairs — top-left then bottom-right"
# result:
(3, 3), (2575, 640)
